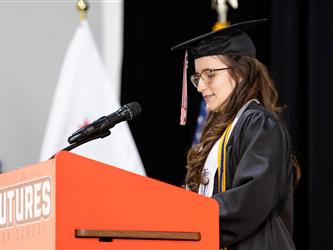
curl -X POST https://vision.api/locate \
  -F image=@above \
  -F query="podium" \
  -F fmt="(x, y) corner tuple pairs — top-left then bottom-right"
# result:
(0, 151), (219, 249)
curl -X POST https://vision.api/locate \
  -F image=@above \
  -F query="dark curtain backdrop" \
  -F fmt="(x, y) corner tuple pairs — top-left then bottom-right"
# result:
(121, 1), (333, 249)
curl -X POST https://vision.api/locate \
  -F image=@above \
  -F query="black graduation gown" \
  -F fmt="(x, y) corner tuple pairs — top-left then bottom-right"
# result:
(212, 102), (296, 250)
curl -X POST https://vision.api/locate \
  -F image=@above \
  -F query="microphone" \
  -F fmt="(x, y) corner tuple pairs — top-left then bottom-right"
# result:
(68, 102), (141, 144)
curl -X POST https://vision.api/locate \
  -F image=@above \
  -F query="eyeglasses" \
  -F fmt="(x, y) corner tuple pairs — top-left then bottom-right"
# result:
(190, 67), (230, 88)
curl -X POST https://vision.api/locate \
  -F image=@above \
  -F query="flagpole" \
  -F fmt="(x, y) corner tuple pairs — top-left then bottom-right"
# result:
(77, 0), (89, 20)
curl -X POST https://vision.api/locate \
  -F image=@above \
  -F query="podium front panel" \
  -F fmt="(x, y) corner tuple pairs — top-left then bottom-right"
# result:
(55, 151), (219, 250)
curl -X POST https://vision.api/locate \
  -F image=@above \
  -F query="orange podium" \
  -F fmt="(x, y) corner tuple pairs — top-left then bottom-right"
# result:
(0, 151), (219, 249)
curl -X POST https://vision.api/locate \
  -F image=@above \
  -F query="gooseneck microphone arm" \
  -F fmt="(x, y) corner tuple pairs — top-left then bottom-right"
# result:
(49, 130), (111, 159)
(49, 102), (141, 159)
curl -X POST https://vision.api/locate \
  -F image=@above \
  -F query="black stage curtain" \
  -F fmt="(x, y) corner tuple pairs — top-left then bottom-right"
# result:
(121, 1), (333, 249)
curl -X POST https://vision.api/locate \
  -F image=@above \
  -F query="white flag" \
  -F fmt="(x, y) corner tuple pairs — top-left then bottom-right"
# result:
(40, 20), (145, 176)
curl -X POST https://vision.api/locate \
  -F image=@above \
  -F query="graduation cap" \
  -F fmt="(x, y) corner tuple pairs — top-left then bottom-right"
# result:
(171, 19), (267, 125)
(171, 19), (267, 58)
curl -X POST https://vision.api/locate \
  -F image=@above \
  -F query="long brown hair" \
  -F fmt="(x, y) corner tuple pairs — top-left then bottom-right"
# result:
(185, 55), (300, 192)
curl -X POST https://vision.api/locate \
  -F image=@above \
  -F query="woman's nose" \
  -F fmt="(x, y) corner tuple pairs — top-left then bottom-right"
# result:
(197, 78), (206, 92)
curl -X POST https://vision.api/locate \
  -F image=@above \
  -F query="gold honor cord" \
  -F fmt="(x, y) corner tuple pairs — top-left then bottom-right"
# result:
(217, 124), (232, 250)
(217, 128), (227, 191)
(217, 124), (232, 192)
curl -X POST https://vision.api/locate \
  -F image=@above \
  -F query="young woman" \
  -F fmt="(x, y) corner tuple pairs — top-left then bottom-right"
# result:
(172, 19), (300, 250)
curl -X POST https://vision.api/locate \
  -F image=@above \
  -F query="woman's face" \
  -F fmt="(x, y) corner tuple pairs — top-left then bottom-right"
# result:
(194, 56), (236, 112)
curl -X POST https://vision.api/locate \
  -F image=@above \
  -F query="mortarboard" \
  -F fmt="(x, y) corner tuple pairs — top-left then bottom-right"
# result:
(171, 19), (267, 125)
(171, 19), (267, 58)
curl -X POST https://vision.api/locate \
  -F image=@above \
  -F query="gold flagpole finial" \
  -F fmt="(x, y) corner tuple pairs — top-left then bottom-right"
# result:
(211, 0), (238, 30)
(77, 0), (89, 20)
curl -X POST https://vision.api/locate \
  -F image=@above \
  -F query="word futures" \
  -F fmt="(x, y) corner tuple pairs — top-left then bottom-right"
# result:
(0, 177), (51, 229)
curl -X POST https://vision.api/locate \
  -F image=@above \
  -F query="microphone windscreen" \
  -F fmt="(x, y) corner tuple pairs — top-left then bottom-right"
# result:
(126, 102), (141, 120)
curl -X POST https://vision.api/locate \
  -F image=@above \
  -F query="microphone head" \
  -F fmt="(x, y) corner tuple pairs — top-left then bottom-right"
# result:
(125, 102), (141, 120)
